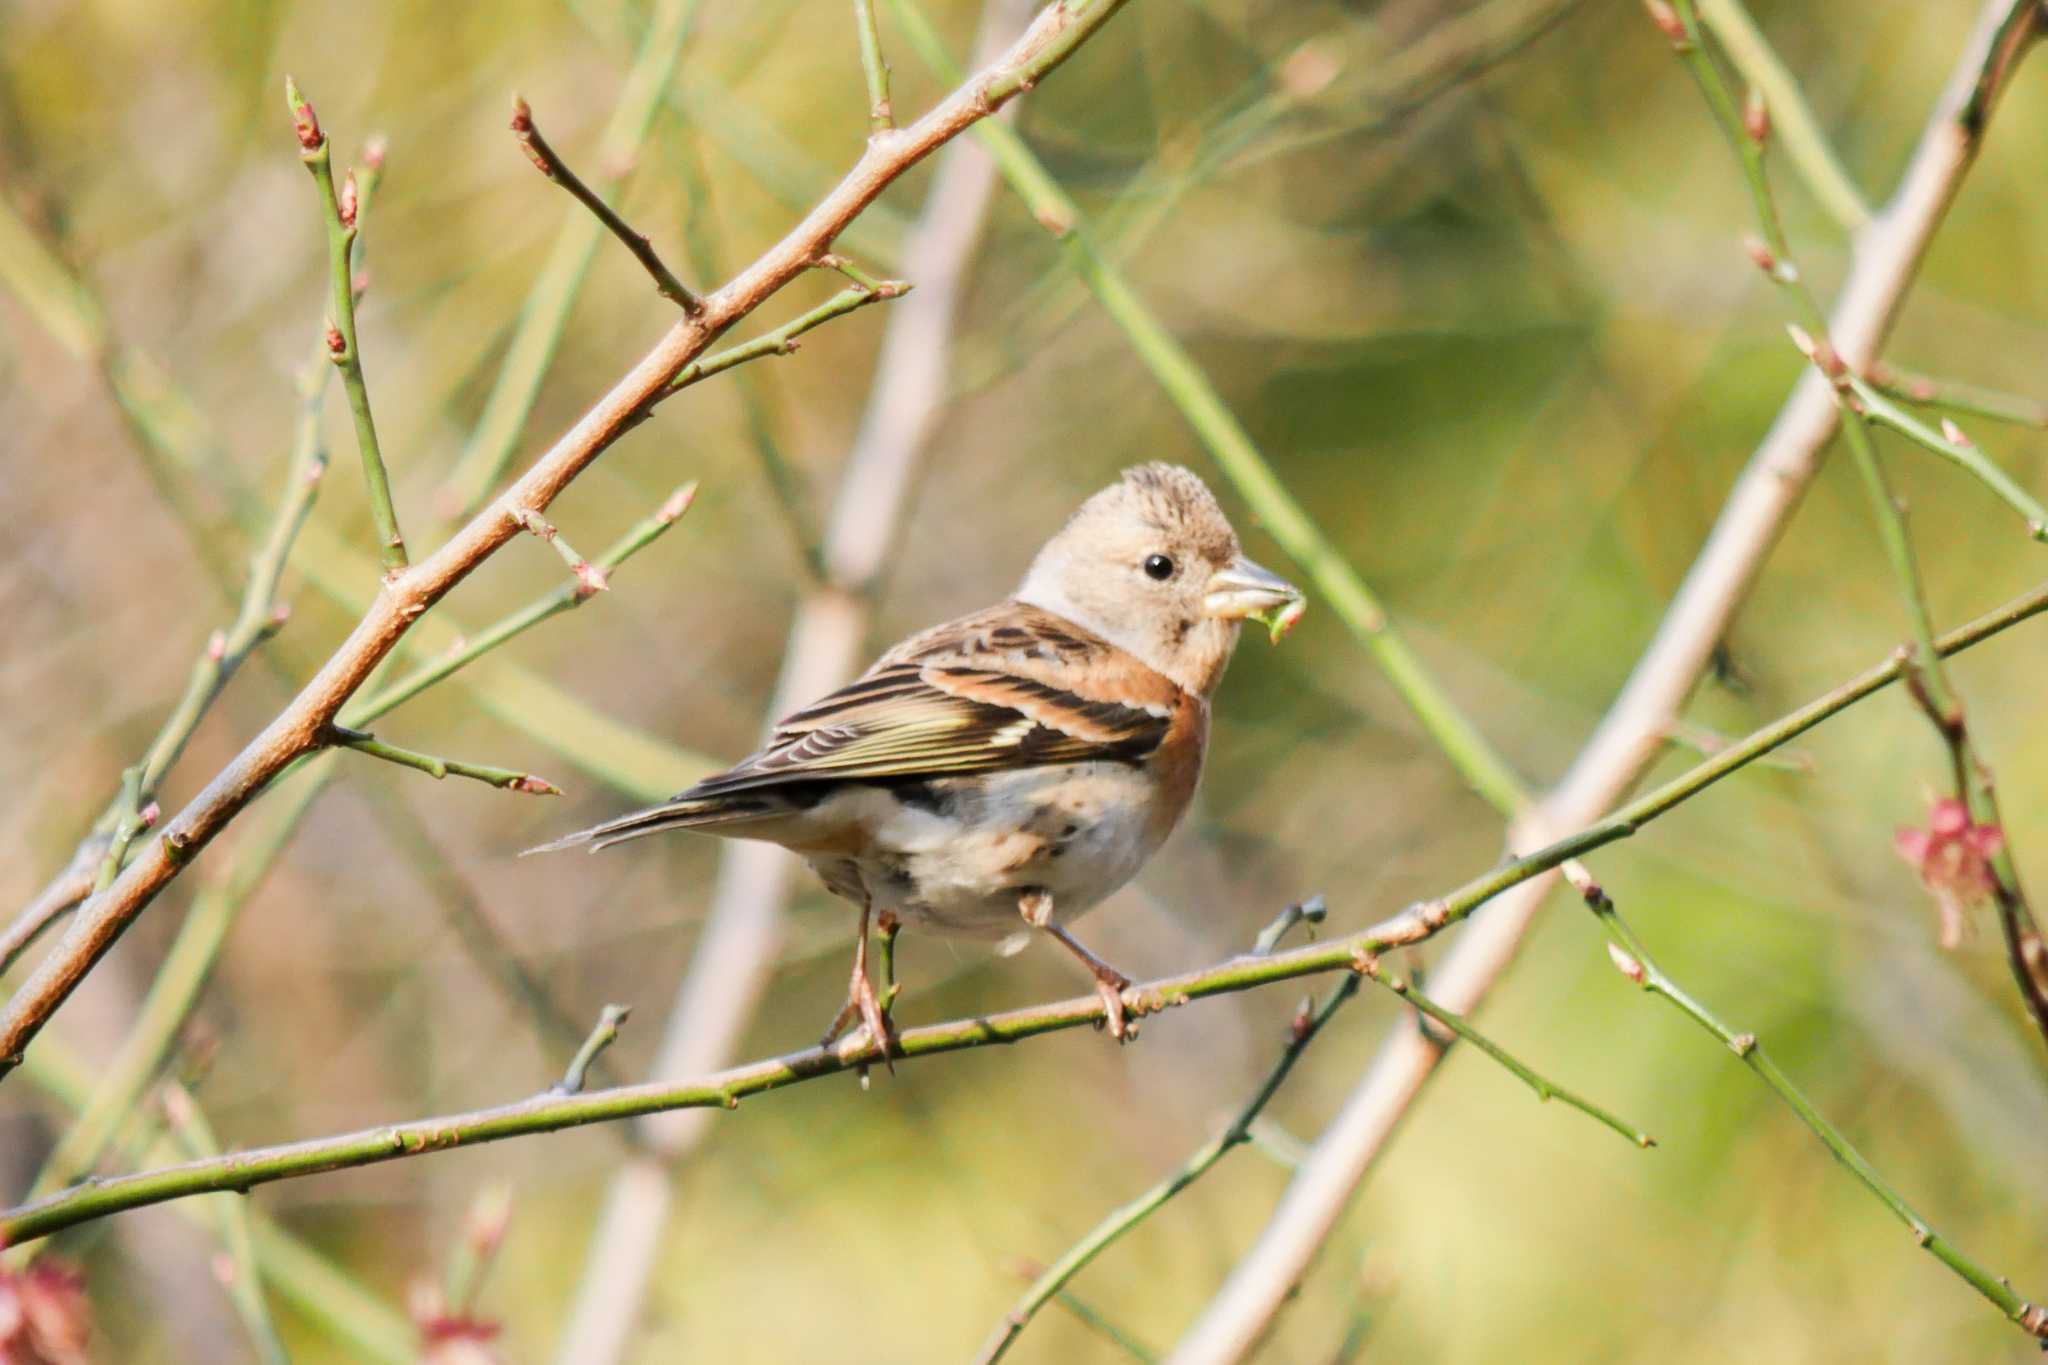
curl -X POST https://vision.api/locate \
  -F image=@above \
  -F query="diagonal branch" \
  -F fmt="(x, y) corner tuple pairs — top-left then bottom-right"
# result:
(0, 0), (1138, 1081)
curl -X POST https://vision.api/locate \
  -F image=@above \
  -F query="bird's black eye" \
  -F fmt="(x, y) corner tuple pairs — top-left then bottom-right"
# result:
(1143, 553), (1175, 581)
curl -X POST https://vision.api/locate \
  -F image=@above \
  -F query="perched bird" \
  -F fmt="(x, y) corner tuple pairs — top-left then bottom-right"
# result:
(529, 464), (1302, 1051)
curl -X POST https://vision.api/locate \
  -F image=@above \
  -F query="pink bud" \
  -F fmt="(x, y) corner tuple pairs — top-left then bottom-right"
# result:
(206, 630), (227, 661)
(338, 171), (359, 228)
(1743, 235), (1776, 274)
(285, 77), (322, 151)
(325, 323), (345, 356)
(1607, 942), (1646, 984)
(138, 802), (160, 829)
(1941, 418), (1972, 448)
(1642, 0), (1686, 43)
(511, 775), (562, 796)
(572, 561), (610, 599)
(1742, 88), (1769, 145)
(362, 135), (388, 172)
(657, 483), (698, 524)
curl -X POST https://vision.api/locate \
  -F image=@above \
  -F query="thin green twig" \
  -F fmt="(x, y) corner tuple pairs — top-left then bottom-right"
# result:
(1356, 960), (1654, 1148)
(287, 77), (407, 573)
(666, 283), (907, 392)
(329, 726), (562, 795)
(1837, 368), (2048, 536)
(853, 0), (896, 131)
(554, 1005), (633, 1095)
(1584, 885), (2048, 1338)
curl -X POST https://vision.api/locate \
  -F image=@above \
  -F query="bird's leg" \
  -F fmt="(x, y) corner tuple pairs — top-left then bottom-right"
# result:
(1019, 888), (1135, 1041)
(820, 897), (897, 1071)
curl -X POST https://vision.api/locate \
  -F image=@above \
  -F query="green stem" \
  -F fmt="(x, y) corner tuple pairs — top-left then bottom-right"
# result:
(891, 0), (1531, 819)
(853, 0), (895, 131)
(666, 283), (906, 392)
(1358, 964), (1653, 1147)
(1695, 0), (1872, 230)
(1841, 372), (2048, 535)
(329, 726), (561, 795)
(288, 79), (407, 573)
(555, 1005), (632, 1095)
(1584, 887), (2048, 1338)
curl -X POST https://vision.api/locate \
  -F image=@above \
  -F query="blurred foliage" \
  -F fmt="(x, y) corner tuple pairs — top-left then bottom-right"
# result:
(2, 0), (2047, 1360)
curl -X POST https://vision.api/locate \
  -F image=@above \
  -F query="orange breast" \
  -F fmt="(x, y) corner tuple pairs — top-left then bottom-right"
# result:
(1143, 692), (1208, 847)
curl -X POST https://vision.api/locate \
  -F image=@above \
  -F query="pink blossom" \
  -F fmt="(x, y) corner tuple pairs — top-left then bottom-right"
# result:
(1894, 798), (2005, 949)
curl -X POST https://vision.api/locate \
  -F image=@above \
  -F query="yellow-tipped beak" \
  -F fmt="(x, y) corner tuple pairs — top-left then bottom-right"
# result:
(1203, 555), (1301, 620)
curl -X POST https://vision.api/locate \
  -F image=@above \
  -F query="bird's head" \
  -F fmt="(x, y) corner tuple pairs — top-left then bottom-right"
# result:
(1017, 463), (1301, 695)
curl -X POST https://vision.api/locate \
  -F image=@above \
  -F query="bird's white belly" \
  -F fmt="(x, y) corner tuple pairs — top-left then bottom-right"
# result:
(801, 764), (1165, 939)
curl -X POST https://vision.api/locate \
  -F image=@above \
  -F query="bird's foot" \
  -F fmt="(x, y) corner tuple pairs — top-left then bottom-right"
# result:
(1091, 965), (1136, 1043)
(820, 959), (897, 1073)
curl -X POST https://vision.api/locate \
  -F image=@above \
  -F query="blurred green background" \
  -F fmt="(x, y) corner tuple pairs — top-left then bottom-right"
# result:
(3, 0), (2047, 1360)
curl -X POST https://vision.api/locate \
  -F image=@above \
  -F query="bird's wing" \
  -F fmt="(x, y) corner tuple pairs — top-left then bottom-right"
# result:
(681, 603), (1183, 799)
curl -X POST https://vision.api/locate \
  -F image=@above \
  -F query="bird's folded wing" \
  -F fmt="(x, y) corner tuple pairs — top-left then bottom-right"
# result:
(681, 610), (1181, 799)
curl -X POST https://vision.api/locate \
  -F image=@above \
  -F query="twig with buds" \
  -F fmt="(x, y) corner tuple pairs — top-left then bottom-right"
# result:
(287, 77), (407, 574)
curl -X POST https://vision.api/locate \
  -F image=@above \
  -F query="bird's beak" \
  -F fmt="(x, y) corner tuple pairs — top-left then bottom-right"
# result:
(1203, 555), (1301, 620)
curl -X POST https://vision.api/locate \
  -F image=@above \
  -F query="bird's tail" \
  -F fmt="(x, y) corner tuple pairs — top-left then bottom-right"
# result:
(520, 793), (776, 856)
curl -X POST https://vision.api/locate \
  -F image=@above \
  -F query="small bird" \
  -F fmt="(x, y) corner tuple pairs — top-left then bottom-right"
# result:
(529, 464), (1302, 1051)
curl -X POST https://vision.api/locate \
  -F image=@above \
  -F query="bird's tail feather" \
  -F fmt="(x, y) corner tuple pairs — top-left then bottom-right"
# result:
(520, 794), (774, 856)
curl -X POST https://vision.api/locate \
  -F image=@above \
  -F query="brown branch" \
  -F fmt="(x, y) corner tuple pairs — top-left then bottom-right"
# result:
(0, 0), (1137, 1081)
